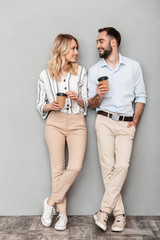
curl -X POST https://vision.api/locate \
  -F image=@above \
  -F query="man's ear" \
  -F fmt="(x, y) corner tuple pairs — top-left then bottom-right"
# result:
(111, 38), (117, 48)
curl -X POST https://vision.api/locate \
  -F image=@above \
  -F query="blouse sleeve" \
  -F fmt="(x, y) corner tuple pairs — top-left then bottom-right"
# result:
(36, 76), (49, 119)
(78, 67), (88, 115)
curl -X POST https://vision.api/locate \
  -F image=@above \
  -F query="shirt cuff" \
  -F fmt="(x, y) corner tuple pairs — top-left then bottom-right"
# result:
(82, 98), (89, 115)
(40, 104), (49, 119)
(135, 97), (146, 104)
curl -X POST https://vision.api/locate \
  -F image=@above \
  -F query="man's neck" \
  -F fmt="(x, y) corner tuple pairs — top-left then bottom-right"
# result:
(105, 51), (119, 69)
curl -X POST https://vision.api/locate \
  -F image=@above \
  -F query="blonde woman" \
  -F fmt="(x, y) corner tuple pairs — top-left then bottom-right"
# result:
(37, 34), (87, 230)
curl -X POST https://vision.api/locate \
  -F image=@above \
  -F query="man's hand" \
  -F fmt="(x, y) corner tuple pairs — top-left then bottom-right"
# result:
(88, 82), (108, 109)
(127, 121), (137, 128)
(127, 102), (145, 128)
(96, 82), (108, 97)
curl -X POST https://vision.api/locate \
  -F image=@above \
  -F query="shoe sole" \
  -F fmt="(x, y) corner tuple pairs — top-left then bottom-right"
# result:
(54, 220), (68, 231)
(41, 217), (52, 227)
(54, 225), (67, 231)
(111, 222), (126, 232)
(111, 227), (124, 232)
(93, 214), (107, 231)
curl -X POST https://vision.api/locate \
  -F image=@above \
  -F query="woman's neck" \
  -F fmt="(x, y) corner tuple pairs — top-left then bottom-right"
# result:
(63, 62), (70, 72)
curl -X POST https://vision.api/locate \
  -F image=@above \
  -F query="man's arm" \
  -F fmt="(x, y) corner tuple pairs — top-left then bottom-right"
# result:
(88, 94), (102, 110)
(127, 102), (145, 128)
(88, 82), (108, 109)
(128, 62), (146, 128)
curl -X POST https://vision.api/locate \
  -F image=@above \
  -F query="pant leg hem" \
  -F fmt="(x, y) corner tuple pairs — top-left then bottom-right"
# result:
(100, 207), (112, 215)
(113, 212), (125, 217)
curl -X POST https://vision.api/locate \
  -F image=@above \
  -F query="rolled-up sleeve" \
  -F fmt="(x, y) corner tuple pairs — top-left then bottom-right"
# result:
(88, 68), (97, 99)
(134, 63), (147, 104)
(78, 68), (88, 115)
(36, 77), (48, 119)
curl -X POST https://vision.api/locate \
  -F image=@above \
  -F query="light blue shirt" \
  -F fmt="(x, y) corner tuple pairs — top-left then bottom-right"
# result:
(88, 53), (146, 116)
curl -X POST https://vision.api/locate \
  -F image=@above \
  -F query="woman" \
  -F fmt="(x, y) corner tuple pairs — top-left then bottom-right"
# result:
(36, 34), (87, 231)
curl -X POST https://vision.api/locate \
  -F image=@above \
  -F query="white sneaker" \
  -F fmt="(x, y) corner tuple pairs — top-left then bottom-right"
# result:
(111, 214), (126, 232)
(93, 211), (108, 231)
(54, 213), (68, 231)
(41, 197), (56, 227)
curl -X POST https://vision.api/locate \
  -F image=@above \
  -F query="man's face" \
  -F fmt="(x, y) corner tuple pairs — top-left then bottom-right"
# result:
(96, 31), (112, 59)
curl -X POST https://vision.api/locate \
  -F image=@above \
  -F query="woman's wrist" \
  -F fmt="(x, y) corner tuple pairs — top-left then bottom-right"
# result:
(76, 97), (84, 108)
(43, 103), (50, 113)
(75, 97), (80, 104)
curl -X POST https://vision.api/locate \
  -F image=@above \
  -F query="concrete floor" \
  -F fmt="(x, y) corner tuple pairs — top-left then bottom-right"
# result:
(0, 215), (160, 240)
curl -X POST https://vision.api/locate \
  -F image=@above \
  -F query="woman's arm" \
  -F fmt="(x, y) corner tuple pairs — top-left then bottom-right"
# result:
(37, 76), (60, 119)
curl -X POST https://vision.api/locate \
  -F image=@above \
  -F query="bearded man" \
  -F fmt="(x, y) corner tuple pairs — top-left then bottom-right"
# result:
(88, 27), (146, 232)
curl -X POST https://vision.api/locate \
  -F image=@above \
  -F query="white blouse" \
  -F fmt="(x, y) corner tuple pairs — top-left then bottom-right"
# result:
(37, 65), (88, 119)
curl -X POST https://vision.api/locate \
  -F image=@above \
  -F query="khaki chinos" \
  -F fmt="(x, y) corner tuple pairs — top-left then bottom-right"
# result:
(95, 113), (136, 216)
(45, 111), (87, 213)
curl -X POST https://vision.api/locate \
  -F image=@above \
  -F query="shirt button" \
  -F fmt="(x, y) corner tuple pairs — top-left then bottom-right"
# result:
(66, 108), (69, 110)
(67, 104), (69, 107)
(64, 87), (67, 90)
(63, 79), (66, 82)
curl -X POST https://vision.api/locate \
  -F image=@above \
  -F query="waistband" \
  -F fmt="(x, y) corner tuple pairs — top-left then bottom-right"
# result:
(98, 111), (133, 122)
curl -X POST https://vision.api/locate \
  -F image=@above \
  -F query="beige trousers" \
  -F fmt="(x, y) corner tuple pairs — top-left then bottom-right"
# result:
(95, 114), (136, 216)
(45, 111), (87, 213)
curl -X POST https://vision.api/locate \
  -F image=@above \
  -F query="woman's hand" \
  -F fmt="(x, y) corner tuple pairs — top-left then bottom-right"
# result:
(43, 101), (60, 112)
(66, 91), (84, 108)
(66, 91), (78, 102)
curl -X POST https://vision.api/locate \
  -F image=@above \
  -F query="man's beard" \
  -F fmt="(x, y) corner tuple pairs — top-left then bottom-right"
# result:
(99, 43), (112, 59)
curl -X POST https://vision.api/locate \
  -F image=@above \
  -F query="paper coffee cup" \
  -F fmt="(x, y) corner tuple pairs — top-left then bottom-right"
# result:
(98, 76), (109, 90)
(57, 93), (67, 109)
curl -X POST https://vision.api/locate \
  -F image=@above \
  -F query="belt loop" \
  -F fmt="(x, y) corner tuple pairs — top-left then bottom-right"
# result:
(122, 115), (125, 121)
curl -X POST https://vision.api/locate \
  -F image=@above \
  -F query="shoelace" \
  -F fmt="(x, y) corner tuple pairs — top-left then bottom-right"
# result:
(44, 206), (53, 219)
(116, 216), (123, 222)
(56, 213), (66, 224)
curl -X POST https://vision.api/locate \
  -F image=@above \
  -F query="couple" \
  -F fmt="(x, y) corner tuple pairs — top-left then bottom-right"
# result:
(36, 27), (146, 231)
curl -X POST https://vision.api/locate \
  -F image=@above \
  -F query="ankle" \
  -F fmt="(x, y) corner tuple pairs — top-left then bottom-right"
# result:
(100, 210), (109, 216)
(47, 197), (55, 207)
(59, 212), (67, 216)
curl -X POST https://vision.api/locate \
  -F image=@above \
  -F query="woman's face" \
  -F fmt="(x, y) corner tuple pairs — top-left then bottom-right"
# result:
(65, 39), (78, 63)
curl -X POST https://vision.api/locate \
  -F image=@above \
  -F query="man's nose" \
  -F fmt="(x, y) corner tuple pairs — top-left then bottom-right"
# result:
(96, 42), (100, 49)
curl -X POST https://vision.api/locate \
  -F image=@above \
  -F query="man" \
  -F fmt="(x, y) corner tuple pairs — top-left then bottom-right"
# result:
(88, 27), (146, 232)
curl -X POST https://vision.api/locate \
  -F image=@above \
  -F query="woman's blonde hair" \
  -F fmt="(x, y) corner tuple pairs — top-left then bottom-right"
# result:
(47, 34), (79, 81)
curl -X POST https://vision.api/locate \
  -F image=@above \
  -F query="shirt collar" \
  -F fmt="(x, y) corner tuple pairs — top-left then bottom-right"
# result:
(99, 53), (126, 68)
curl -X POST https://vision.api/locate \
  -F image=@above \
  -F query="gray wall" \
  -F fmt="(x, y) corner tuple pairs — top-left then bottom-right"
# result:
(0, 0), (160, 216)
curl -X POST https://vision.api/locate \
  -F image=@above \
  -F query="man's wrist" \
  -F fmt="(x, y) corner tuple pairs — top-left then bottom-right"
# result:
(96, 94), (102, 100)
(96, 94), (100, 100)
(88, 94), (102, 109)
(132, 119), (138, 127)
(133, 117), (138, 125)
